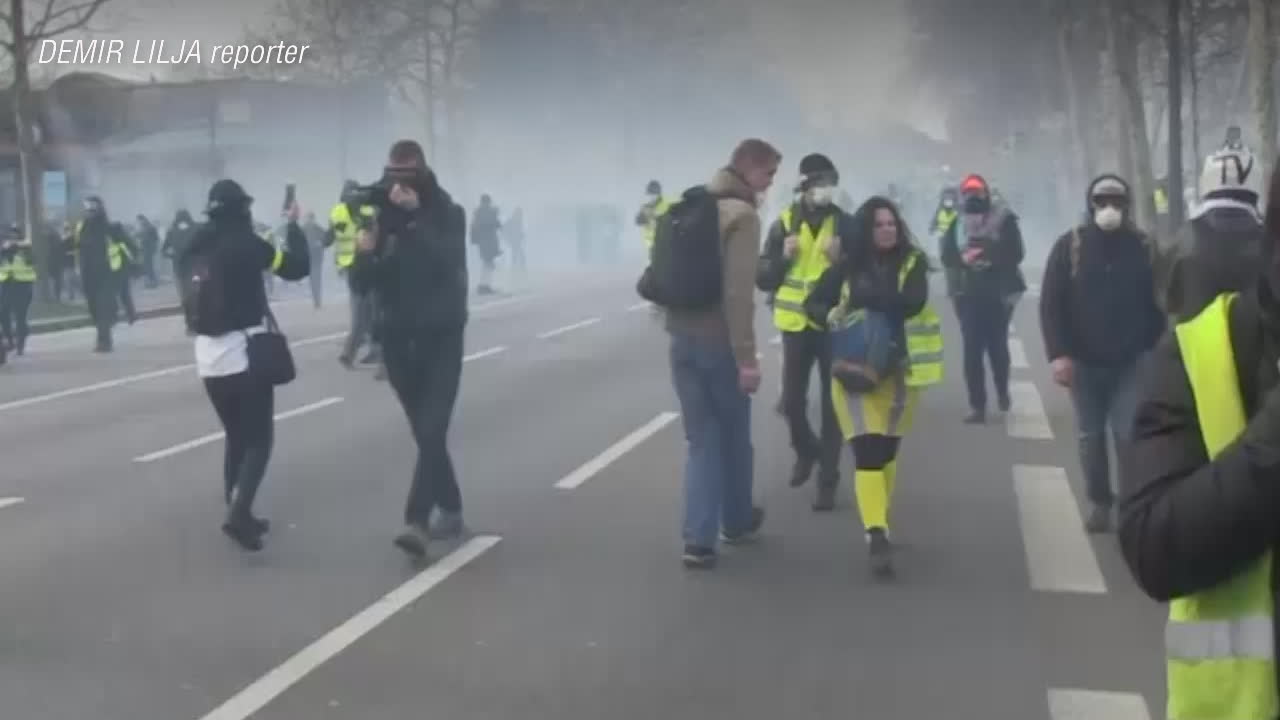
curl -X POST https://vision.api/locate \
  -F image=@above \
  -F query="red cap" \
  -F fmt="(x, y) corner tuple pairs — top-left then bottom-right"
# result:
(960, 175), (987, 193)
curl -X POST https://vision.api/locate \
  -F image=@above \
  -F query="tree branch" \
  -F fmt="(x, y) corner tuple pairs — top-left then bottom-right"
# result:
(28, 0), (112, 41)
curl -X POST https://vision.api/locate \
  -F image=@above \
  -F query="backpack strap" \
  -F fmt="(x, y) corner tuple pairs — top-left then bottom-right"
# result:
(1070, 225), (1082, 279)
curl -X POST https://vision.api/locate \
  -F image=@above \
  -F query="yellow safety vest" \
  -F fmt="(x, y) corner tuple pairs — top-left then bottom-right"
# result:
(0, 242), (36, 282)
(934, 208), (957, 234)
(74, 220), (129, 272)
(329, 202), (375, 269)
(836, 250), (944, 387)
(641, 197), (672, 251)
(1169, 292), (1277, 720)
(774, 207), (835, 332)
(1155, 187), (1170, 215)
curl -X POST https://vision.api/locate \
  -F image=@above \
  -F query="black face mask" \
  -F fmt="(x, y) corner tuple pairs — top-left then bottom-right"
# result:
(963, 196), (989, 214)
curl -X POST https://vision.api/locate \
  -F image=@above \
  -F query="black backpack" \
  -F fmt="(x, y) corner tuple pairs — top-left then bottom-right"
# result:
(636, 186), (722, 310)
(179, 247), (225, 334)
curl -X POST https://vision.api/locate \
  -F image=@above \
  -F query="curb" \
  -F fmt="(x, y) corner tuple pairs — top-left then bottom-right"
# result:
(29, 303), (184, 335)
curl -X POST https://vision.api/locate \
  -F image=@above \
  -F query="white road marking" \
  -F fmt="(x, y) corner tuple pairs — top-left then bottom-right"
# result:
(1006, 380), (1054, 439)
(0, 497), (25, 511)
(555, 412), (680, 489)
(196, 535), (501, 720)
(1014, 465), (1107, 594)
(1009, 337), (1029, 369)
(134, 397), (344, 463)
(464, 345), (507, 362)
(626, 301), (652, 312)
(536, 317), (601, 340)
(7, 297), (540, 414)
(1047, 688), (1150, 720)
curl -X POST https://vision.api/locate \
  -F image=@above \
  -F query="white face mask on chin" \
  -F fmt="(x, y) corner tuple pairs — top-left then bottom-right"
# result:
(808, 186), (835, 206)
(1094, 206), (1124, 231)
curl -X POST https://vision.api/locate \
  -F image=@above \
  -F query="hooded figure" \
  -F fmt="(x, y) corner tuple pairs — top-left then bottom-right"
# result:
(1158, 147), (1266, 321)
(939, 173), (1026, 423)
(1038, 173), (1166, 534)
(74, 195), (134, 352)
(164, 209), (198, 304)
(471, 193), (502, 294)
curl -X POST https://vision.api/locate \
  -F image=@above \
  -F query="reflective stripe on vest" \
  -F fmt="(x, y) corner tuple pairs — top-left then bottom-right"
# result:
(330, 203), (374, 269)
(1170, 292), (1278, 720)
(0, 246), (36, 282)
(834, 250), (944, 387)
(773, 207), (834, 332)
(642, 197), (671, 250)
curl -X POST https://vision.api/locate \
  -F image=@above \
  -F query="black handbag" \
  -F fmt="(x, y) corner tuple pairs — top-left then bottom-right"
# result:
(245, 305), (296, 385)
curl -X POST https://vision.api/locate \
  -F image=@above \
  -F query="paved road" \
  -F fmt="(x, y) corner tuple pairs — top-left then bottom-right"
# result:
(0, 266), (1162, 720)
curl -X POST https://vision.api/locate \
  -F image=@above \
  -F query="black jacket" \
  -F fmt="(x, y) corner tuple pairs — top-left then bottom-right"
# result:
(350, 186), (468, 334)
(755, 202), (853, 294)
(938, 207), (1025, 299)
(1121, 280), (1280, 692)
(181, 217), (309, 336)
(1161, 207), (1265, 322)
(803, 247), (929, 339)
(1038, 223), (1165, 366)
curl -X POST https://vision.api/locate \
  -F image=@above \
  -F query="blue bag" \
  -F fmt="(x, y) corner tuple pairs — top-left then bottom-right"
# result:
(828, 306), (900, 394)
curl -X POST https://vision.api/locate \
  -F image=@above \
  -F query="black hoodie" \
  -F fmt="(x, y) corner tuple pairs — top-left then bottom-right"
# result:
(349, 173), (468, 334)
(1159, 203), (1264, 322)
(1038, 174), (1166, 366)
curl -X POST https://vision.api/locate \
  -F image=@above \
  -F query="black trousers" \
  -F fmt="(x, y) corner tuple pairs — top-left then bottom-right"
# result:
(781, 327), (841, 486)
(954, 294), (1012, 412)
(383, 326), (465, 526)
(83, 271), (118, 347)
(204, 371), (275, 517)
(116, 270), (136, 323)
(0, 280), (33, 348)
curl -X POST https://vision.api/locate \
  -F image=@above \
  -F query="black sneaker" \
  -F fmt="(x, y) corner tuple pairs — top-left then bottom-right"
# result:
(789, 455), (816, 488)
(222, 514), (265, 552)
(720, 506), (765, 545)
(867, 528), (893, 578)
(681, 545), (717, 569)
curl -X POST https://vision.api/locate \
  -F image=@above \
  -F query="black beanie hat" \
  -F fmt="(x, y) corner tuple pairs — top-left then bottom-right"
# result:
(206, 179), (252, 214)
(798, 153), (838, 188)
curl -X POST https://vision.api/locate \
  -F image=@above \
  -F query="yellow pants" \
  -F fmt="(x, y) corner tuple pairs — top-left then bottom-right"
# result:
(834, 373), (919, 532)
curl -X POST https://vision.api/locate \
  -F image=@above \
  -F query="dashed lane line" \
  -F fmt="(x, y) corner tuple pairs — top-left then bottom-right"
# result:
(134, 397), (345, 463)
(1014, 464), (1107, 594)
(1047, 688), (1151, 720)
(536, 317), (601, 340)
(0, 497), (25, 511)
(555, 412), (680, 489)
(1006, 379), (1054, 439)
(1009, 337), (1029, 369)
(195, 535), (502, 720)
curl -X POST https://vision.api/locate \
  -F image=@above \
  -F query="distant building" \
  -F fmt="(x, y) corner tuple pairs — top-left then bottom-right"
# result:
(0, 71), (390, 225)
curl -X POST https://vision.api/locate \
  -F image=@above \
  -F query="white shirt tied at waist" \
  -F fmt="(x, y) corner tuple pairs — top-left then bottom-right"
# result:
(194, 325), (266, 378)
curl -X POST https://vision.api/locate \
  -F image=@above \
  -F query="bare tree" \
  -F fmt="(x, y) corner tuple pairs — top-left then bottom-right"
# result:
(1167, 0), (1186, 227)
(0, 0), (113, 288)
(1107, 0), (1159, 231)
(1246, 0), (1276, 176)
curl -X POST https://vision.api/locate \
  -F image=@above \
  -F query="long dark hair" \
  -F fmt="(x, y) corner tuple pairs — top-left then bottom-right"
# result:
(843, 195), (925, 273)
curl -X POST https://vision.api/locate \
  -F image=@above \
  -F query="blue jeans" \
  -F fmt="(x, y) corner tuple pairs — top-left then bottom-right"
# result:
(1070, 359), (1142, 507)
(669, 332), (754, 548)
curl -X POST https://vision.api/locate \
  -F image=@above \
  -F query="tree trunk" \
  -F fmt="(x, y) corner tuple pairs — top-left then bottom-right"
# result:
(10, 0), (47, 293)
(1167, 0), (1186, 227)
(1102, 19), (1137, 188)
(1057, 17), (1091, 188)
(1109, 0), (1158, 231)
(1247, 0), (1277, 177)
(421, 29), (436, 163)
(1187, 0), (1202, 196)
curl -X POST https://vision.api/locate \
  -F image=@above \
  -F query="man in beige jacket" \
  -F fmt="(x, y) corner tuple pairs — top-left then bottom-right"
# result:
(667, 138), (781, 569)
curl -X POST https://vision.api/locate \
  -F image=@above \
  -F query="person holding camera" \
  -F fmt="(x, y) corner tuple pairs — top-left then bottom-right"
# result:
(350, 139), (469, 559)
(181, 179), (310, 552)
